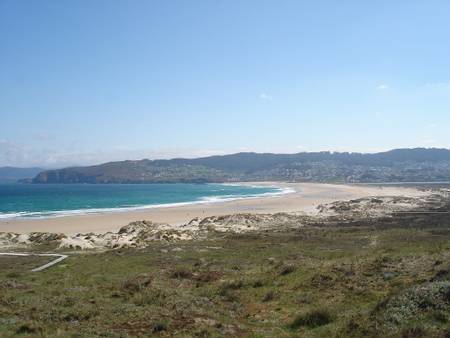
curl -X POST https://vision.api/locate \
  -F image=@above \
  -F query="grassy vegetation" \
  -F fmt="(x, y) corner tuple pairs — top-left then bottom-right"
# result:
(0, 223), (449, 337)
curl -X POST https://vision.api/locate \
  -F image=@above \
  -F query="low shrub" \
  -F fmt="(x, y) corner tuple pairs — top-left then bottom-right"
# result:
(121, 273), (152, 294)
(151, 320), (168, 333)
(219, 280), (244, 291)
(262, 290), (276, 302)
(401, 326), (427, 338)
(375, 281), (450, 324)
(170, 268), (193, 279)
(195, 271), (221, 283)
(15, 322), (43, 335)
(279, 264), (296, 276)
(289, 308), (333, 329)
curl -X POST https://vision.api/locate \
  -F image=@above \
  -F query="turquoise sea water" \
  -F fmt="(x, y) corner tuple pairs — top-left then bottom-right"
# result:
(0, 183), (288, 219)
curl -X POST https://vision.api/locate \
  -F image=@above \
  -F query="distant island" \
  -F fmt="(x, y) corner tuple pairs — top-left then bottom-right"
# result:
(26, 148), (450, 184)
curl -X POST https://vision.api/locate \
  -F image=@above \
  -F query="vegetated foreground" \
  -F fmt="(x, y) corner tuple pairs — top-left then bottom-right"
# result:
(1, 202), (449, 337)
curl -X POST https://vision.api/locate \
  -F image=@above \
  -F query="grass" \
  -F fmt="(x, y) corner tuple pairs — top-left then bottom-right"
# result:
(0, 220), (449, 337)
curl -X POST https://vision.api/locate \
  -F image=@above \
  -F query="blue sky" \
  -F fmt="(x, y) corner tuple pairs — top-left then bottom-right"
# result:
(1, 0), (449, 167)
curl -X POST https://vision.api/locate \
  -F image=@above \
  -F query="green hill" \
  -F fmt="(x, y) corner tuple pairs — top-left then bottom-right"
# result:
(32, 148), (450, 183)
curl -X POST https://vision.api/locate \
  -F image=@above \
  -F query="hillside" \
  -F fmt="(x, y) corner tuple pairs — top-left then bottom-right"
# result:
(0, 167), (44, 183)
(31, 148), (450, 184)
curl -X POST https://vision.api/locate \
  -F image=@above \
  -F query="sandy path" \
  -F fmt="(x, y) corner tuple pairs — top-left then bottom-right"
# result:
(0, 182), (425, 235)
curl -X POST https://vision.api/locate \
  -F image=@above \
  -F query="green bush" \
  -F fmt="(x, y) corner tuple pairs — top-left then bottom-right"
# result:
(289, 308), (333, 329)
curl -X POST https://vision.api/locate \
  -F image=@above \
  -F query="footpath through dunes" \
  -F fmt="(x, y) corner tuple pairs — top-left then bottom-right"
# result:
(0, 188), (448, 251)
(0, 182), (426, 234)
(0, 252), (68, 272)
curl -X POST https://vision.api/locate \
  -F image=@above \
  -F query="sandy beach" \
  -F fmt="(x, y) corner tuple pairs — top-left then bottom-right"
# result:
(0, 182), (425, 235)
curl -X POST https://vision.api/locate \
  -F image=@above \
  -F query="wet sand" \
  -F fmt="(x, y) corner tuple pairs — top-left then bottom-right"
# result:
(0, 182), (425, 234)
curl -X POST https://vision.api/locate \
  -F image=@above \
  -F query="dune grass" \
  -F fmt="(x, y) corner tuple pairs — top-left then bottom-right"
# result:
(0, 222), (449, 337)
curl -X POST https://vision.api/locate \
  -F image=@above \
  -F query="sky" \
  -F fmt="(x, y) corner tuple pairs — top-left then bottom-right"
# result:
(1, 0), (450, 168)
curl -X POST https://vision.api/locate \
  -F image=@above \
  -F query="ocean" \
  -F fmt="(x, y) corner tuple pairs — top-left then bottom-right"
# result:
(0, 183), (289, 220)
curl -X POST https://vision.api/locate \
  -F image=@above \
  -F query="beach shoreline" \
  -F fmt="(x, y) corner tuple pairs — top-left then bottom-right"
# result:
(0, 182), (426, 235)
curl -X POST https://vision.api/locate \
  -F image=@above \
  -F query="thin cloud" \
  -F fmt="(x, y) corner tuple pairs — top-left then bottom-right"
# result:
(259, 93), (273, 100)
(423, 82), (450, 91)
(0, 143), (231, 168)
(376, 84), (389, 91)
(33, 133), (52, 141)
(422, 139), (438, 145)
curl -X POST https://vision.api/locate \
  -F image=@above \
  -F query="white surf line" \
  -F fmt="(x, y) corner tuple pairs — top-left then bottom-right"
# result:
(0, 252), (68, 272)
